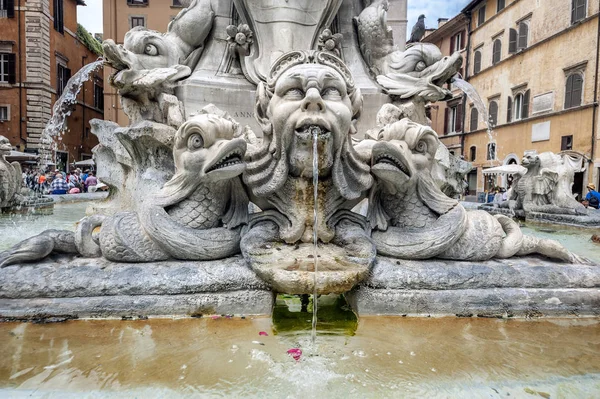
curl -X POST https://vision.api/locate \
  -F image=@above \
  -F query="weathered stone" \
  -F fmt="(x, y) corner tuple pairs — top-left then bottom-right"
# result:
(347, 256), (600, 317)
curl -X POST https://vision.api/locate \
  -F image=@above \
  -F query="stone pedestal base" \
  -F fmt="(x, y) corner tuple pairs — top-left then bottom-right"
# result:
(1, 255), (599, 320)
(0, 255), (274, 320)
(346, 256), (600, 317)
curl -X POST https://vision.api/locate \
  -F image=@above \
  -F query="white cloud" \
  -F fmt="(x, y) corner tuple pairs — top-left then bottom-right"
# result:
(77, 0), (103, 35)
(407, 0), (471, 37)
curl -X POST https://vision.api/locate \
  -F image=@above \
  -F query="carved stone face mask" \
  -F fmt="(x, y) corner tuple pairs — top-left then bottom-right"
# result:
(267, 64), (353, 178)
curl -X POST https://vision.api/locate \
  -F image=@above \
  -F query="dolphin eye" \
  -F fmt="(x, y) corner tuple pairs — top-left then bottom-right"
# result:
(187, 133), (204, 150)
(144, 44), (158, 56)
(415, 140), (428, 153)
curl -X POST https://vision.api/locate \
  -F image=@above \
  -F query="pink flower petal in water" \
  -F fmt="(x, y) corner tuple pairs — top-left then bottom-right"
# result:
(259, 331), (268, 336)
(287, 348), (302, 362)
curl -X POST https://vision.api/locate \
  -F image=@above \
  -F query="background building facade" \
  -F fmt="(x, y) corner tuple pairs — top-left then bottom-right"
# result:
(0, 0), (103, 171)
(423, 14), (469, 159)
(461, 0), (599, 197)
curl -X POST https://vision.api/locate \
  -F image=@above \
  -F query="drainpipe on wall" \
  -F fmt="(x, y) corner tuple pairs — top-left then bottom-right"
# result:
(18, 0), (24, 146)
(461, 12), (472, 159)
(591, 5), (600, 185)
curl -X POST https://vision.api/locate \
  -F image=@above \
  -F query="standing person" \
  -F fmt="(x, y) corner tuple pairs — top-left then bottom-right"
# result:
(585, 184), (600, 209)
(80, 170), (89, 192)
(50, 173), (68, 195)
(37, 172), (47, 193)
(85, 171), (98, 192)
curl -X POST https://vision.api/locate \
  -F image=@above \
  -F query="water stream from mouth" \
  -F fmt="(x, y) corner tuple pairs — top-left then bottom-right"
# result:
(452, 77), (498, 166)
(40, 58), (104, 169)
(311, 126), (319, 345)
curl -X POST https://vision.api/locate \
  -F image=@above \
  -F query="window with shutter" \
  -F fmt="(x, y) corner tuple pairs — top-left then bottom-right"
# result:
(474, 50), (482, 74)
(508, 29), (517, 54)
(518, 22), (528, 50)
(492, 39), (501, 65)
(487, 143), (496, 161)
(572, 0), (587, 24)
(507, 96), (512, 122)
(456, 103), (463, 132)
(7, 53), (15, 84)
(53, 0), (64, 33)
(57, 64), (71, 96)
(497, 0), (505, 12)
(488, 101), (498, 127)
(0, 53), (15, 83)
(1, 0), (15, 18)
(470, 146), (477, 162)
(522, 89), (530, 118)
(565, 73), (583, 109)
(470, 108), (479, 132)
(444, 108), (449, 135)
(478, 6), (486, 26)
(561, 135), (573, 151)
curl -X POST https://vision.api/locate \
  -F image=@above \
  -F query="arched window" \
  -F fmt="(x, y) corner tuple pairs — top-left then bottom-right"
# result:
(470, 146), (477, 162)
(488, 101), (498, 127)
(474, 50), (482, 74)
(470, 107), (479, 131)
(513, 90), (530, 120)
(487, 143), (496, 161)
(518, 22), (529, 50)
(564, 73), (583, 109)
(492, 39), (502, 65)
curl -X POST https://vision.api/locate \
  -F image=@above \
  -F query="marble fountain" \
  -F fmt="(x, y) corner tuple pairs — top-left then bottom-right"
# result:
(0, 0), (599, 396)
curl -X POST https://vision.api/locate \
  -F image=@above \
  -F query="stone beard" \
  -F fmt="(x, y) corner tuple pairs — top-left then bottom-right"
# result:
(243, 51), (372, 243)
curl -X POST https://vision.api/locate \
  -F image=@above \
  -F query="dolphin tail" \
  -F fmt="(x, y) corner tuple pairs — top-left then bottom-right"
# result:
(0, 230), (77, 268)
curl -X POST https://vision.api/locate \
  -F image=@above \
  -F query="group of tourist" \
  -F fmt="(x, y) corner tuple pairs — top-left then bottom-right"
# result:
(22, 168), (103, 195)
(484, 183), (600, 210)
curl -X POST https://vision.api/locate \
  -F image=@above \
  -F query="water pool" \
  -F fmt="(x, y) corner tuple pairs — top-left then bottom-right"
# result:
(0, 317), (598, 398)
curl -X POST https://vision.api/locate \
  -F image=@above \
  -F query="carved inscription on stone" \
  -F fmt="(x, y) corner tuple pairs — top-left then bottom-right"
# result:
(532, 92), (554, 114)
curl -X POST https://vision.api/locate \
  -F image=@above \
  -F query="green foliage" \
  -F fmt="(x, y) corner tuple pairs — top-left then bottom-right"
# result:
(77, 24), (103, 56)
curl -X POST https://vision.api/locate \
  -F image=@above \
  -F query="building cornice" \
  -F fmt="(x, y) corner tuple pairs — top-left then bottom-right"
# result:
(423, 14), (469, 43)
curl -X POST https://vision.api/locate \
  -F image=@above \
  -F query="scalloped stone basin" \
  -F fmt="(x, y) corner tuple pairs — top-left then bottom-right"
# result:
(247, 243), (370, 295)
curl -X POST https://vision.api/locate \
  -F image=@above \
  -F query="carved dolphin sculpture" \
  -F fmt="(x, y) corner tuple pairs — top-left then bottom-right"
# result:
(101, 0), (215, 127)
(360, 119), (580, 263)
(355, 1), (462, 101)
(0, 136), (22, 208)
(0, 113), (248, 267)
(103, 0), (215, 74)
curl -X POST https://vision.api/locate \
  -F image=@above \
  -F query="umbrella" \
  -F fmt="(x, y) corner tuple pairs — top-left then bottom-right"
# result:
(73, 159), (95, 166)
(482, 164), (526, 176)
(5, 150), (39, 162)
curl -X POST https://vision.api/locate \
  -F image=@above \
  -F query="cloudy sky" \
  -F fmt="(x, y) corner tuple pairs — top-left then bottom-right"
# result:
(78, 0), (472, 36)
(407, 0), (471, 34)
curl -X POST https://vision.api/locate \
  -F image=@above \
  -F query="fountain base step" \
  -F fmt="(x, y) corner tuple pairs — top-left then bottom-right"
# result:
(0, 255), (274, 320)
(1, 255), (599, 319)
(346, 256), (600, 317)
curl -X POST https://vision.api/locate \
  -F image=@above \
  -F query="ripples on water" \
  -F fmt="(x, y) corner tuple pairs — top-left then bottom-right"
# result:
(0, 317), (599, 398)
(520, 222), (600, 263)
(0, 202), (91, 251)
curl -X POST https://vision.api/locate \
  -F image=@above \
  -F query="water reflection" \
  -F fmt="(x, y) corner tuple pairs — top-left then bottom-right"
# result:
(0, 317), (598, 397)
